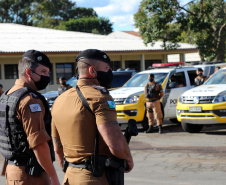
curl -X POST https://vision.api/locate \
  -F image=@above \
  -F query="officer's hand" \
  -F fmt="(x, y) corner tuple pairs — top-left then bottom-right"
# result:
(50, 177), (60, 185)
(125, 159), (134, 173)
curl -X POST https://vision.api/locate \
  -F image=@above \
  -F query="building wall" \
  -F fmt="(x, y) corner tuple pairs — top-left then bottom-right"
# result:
(0, 50), (199, 93)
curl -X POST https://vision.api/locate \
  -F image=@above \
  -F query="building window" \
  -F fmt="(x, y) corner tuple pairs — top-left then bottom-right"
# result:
(145, 60), (162, 70)
(5, 64), (18, 79)
(125, 60), (140, 71)
(56, 63), (75, 84)
(112, 61), (121, 71)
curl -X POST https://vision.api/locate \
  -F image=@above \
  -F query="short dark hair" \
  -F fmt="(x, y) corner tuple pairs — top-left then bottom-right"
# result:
(149, 74), (154, 78)
(0, 84), (3, 88)
(197, 68), (203, 72)
(59, 77), (66, 81)
(216, 66), (221, 70)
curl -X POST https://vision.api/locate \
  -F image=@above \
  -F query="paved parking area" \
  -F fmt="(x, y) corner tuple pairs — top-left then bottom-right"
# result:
(1, 121), (226, 185)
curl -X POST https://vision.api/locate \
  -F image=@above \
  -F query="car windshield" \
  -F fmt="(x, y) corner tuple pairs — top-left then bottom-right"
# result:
(111, 72), (133, 88)
(124, 73), (168, 87)
(205, 70), (226, 85)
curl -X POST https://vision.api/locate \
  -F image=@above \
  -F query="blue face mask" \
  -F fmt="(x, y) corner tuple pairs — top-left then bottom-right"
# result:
(31, 70), (50, 90)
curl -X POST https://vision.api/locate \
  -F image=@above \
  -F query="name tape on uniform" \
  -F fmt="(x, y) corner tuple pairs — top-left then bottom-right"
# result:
(29, 104), (42, 113)
(107, 100), (115, 109)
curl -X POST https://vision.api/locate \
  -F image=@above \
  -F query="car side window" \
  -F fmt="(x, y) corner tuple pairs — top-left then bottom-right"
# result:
(167, 72), (186, 89)
(187, 70), (197, 86)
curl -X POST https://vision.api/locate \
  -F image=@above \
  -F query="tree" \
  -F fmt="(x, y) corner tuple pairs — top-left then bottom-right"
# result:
(59, 17), (112, 35)
(0, 0), (113, 35)
(134, 0), (226, 62)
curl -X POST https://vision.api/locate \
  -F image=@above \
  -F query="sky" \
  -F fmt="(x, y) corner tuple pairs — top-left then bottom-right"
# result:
(75, 0), (191, 32)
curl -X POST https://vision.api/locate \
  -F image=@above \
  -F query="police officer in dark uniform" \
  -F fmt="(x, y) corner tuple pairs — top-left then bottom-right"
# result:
(58, 77), (72, 96)
(51, 49), (134, 185)
(144, 74), (164, 134)
(194, 68), (208, 86)
(0, 50), (60, 185)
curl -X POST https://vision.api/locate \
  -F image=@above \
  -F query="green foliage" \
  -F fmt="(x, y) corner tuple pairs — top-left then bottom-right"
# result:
(61, 17), (113, 35)
(134, 0), (226, 61)
(0, 0), (113, 35)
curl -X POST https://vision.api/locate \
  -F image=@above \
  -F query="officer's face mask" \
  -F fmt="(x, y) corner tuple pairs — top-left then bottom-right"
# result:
(198, 72), (203, 77)
(95, 69), (113, 89)
(62, 81), (67, 86)
(31, 70), (50, 90)
(149, 78), (154, 82)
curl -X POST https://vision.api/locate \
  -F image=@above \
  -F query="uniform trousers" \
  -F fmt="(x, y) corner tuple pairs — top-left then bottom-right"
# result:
(146, 100), (163, 126)
(6, 164), (50, 185)
(63, 166), (110, 185)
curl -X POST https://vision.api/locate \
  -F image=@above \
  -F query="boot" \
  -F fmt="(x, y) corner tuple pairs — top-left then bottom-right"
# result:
(158, 125), (162, 134)
(145, 125), (154, 133)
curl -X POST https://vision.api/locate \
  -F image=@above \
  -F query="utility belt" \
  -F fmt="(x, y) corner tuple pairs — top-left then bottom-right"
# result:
(63, 156), (126, 185)
(6, 157), (44, 176)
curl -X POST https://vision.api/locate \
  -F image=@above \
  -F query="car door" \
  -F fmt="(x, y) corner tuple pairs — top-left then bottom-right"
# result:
(163, 70), (193, 118)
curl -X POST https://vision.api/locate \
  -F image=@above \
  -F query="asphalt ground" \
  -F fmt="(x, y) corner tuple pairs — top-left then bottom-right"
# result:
(1, 120), (226, 185)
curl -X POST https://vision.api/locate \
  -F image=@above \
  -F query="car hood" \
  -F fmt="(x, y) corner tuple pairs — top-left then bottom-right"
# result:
(109, 87), (144, 98)
(182, 84), (226, 96)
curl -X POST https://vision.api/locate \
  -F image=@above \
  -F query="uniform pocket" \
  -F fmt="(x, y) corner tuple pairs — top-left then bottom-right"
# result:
(6, 165), (28, 181)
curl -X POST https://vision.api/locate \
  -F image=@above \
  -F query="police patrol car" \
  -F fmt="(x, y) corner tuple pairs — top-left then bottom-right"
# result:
(109, 63), (199, 130)
(177, 67), (226, 133)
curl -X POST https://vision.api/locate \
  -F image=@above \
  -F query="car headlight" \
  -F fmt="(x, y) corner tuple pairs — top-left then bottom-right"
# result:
(124, 95), (139, 104)
(213, 94), (226, 103)
(178, 94), (183, 103)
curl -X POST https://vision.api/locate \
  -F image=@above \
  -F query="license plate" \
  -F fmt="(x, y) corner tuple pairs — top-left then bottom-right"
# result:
(189, 107), (202, 112)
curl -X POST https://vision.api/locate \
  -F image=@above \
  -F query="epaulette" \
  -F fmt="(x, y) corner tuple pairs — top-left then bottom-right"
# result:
(92, 85), (109, 94)
(29, 92), (39, 98)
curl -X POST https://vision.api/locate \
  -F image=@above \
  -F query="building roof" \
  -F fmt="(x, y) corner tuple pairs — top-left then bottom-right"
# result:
(0, 23), (198, 53)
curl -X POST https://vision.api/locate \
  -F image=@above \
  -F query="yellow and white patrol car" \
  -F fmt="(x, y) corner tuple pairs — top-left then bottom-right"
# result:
(177, 67), (226, 133)
(110, 63), (198, 130)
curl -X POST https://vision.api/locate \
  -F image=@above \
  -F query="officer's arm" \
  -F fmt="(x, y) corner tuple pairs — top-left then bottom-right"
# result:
(98, 122), (134, 173)
(33, 142), (60, 185)
(159, 92), (164, 99)
(52, 137), (64, 169)
(144, 84), (147, 95)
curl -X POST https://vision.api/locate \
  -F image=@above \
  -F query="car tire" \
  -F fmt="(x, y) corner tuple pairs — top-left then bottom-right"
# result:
(169, 118), (180, 123)
(181, 122), (203, 133)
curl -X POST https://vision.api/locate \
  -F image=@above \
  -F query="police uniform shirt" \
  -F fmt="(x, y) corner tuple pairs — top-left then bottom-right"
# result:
(51, 79), (117, 163)
(7, 79), (50, 148)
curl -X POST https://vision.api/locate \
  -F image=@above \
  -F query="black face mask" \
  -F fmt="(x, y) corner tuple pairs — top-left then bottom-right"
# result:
(62, 81), (67, 86)
(149, 78), (154, 82)
(96, 69), (113, 88)
(198, 73), (203, 77)
(31, 71), (50, 90)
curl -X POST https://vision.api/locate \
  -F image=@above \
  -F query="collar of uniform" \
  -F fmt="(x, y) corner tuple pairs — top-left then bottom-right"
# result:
(77, 79), (100, 86)
(15, 79), (36, 90)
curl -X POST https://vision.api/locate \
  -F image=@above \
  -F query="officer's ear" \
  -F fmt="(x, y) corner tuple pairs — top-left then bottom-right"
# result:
(25, 68), (33, 79)
(88, 65), (96, 77)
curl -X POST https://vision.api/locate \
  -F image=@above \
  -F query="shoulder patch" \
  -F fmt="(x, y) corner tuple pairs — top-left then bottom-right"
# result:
(29, 104), (42, 113)
(107, 100), (115, 109)
(29, 92), (39, 98)
(92, 85), (109, 94)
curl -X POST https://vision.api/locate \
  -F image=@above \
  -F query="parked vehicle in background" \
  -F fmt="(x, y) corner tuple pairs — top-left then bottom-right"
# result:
(177, 67), (226, 133)
(42, 69), (136, 109)
(109, 63), (199, 130)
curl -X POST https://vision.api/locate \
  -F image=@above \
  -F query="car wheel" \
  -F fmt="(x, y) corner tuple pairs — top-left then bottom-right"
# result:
(169, 118), (180, 123)
(181, 122), (203, 133)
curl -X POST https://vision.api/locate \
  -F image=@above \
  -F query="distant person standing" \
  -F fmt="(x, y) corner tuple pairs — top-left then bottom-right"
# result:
(194, 68), (208, 86)
(58, 77), (71, 96)
(144, 74), (164, 134)
(209, 66), (221, 79)
(0, 84), (4, 96)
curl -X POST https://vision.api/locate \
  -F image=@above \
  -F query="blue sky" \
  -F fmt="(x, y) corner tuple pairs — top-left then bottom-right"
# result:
(75, 0), (191, 31)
